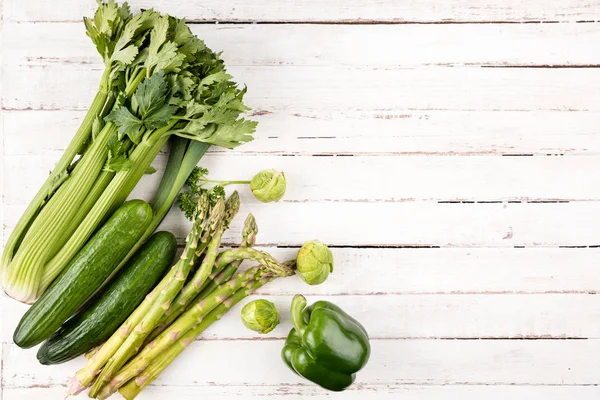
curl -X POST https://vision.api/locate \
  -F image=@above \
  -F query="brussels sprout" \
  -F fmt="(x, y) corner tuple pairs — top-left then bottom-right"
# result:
(250, 170), (286, 203)
(297, 240), (334, 285)
(241, 299), (280, 334)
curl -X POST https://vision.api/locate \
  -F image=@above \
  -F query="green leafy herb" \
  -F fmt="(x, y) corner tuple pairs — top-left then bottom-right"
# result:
(104, 135), (132, 172)
(177, 166), (225, 219)
(105, 106), (143, 142)
(131, 71), (170, 118)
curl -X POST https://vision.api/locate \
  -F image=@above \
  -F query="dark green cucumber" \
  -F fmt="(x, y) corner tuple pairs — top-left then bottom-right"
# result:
(13, 199), (153, 349)
(37, 231), (176, 364)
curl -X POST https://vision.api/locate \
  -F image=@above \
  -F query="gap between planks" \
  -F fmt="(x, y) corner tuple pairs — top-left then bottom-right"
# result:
(6, 0), (600, 23)
(6, 381), (600, 388)
(9, 20), (600, 25)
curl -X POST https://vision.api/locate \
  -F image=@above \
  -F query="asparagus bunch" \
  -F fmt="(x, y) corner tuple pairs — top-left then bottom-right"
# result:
(119, 275), (273, 399)
(98, 267), (267, 398)
(102, 261), (295, 399)
(148, 213), (259, 341)
(69, 193), (297, 399)
(87, 193), (232, 397)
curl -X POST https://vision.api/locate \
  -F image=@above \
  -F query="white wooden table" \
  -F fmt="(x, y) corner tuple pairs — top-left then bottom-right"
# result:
(2, 0), (600, 399)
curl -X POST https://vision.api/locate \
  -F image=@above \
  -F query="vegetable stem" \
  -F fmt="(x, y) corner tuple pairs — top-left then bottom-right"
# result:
(40, 129), (171, 289)
(2, 123), (118, 303)
(118, 277), (271, 400)
(214, 248), (296, 278)
(205, 179), (251, 186)
(1, 69), (111, 281)
(99, 267), (266, 398)
(290, 295), (309, 337)
(38, 170), (114, 294)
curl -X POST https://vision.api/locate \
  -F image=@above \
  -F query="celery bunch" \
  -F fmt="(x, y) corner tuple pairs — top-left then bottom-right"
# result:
(1, 1), (256, 303)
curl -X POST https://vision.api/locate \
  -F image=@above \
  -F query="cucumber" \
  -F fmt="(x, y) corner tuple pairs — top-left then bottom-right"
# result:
(37, 231), (176, 364)
(13, 199), (153, 349)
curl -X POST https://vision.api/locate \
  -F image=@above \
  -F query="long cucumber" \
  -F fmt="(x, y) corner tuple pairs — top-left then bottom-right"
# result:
(13, 200), (153, 348)
(37, 231), (177, 364)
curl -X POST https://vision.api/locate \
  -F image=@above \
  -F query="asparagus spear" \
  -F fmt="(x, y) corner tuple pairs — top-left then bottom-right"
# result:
(144, 265), (235, 345)
(119, 276), (272, 400)
(84, 344), (104, 361)
(99, 267), (272, 398)
(149, 214), (258, 341)
(69, 194), (213, 396)
(166, 247), (294, 332)
(214, 248), (296, 278)
(174, 191), (240, 307)
(165, 193), (239, 314)
(196, 213), (258, 294)
(87, 197), (225, 398)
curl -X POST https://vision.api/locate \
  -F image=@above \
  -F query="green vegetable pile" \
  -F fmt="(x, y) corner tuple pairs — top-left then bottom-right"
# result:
(69, 193), (297, 399)
(3, 0), (372, 397)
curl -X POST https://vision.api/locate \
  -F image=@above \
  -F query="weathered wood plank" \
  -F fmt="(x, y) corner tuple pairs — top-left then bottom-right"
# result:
(5, 23), (600, 68)
(237, 247), (600, 295)
(5, 202), (600, 247)
(5, 0), (600, 23)
(3, 247), (598, 297)
(5, 340), (600, 388)
(5, 109), (600, 156)
(5, 384), (600, 400)
(5, 65), (600, 112)
(4, 293), (600, 342)
(4, 154), (600, 206)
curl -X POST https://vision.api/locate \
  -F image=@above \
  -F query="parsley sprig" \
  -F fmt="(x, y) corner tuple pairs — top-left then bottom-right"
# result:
(178, 167), (226, 220)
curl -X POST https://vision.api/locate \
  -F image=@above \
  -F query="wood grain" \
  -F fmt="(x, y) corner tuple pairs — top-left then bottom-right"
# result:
(7, 201), (600, 247)
(4, 154), (600, 206)
(5, 385), (600, 400)
(5, 340), (600, 388)
(4, 23), (600, 156)
(5, 293), (600, 341)
(5, 109), (600, 156)
(5, 65), (600, 112)
(5, 23), (600, 68)
(4, 0), (600, 23)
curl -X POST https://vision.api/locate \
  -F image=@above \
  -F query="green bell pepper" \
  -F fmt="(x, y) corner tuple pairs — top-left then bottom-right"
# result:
(281, 294), (370, 391)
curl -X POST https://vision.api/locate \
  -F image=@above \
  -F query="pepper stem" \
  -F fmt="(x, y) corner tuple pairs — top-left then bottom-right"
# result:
(290, 294), (309, 336)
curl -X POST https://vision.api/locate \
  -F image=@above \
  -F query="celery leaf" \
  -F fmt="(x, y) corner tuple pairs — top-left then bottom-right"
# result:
(105, 106), (143, 143)
(143, 104), (177, 129)
(132, 71), (170, 119)
(105, 135), (132, 172)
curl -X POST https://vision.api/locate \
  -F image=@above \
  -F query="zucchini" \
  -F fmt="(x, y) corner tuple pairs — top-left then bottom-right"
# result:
(13, 199), (153, 349)
(37, 231), (176, 364)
